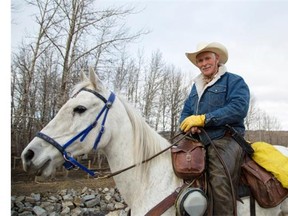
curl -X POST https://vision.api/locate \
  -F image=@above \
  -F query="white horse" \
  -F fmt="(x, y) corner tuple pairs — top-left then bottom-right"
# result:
(21, 69), (288, 216)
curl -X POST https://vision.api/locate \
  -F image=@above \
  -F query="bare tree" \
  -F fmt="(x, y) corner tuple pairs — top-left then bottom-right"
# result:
(245, 95), (282, 131)
(34, 0), (147, 105)
(112, 50), (130, 93)
(11, 0), (147, 156)
(122, 49), (145, 108)
(166, 66), (189, 137)
(244, 94), (282, 141)
(154, 69), (169, 131)
(244, 95), (258, 131)
(11, 0), (61, 155)
(142, 50), (165, 126)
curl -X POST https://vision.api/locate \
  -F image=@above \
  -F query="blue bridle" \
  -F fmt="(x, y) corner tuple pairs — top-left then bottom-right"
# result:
(36, 87), (116, 177)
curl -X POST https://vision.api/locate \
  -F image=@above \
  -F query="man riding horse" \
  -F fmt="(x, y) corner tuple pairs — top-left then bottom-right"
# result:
(180, 42), (250, 215)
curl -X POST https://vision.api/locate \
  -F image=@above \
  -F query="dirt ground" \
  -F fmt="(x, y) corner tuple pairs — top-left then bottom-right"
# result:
(11, 160), (115, 196)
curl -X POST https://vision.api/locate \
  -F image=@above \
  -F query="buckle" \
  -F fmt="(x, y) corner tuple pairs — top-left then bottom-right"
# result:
(63, 161), (75, 170)
(106, 102), (112, 108)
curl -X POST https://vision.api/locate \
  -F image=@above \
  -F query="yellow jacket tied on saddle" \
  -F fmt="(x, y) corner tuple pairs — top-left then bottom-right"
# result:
(251, 142), (288, 188)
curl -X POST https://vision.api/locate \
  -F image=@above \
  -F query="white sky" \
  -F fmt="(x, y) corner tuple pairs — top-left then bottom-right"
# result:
(11, 0), (288, 130)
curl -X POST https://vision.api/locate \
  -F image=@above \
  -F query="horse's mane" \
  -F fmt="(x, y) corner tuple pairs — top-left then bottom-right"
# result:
(117, 96), (165, 167)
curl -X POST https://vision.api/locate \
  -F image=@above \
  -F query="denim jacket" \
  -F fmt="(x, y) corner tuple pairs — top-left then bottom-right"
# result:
(179, 65), (250, 142)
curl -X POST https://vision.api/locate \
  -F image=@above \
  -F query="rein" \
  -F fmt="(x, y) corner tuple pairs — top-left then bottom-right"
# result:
(100, 131), (187, 179)
(36, 87), (115, 177)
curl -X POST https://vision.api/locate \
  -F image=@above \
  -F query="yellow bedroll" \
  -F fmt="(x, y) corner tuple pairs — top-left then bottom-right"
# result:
(251, 142), (288, 188)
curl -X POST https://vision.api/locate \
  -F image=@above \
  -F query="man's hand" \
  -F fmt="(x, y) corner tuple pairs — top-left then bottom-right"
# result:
(191, 127), (201, 134)
(180, 115), (206, 132)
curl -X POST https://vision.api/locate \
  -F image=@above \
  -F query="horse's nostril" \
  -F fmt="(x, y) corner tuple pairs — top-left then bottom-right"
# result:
(24, 149), (34, 162)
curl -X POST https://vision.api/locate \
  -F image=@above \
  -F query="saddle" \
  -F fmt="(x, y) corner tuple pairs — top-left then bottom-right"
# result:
(146, 129), (288, 216)
(226, 125), (288, 208)
(241, 153), (288, 208)
(171, 128), (288, 214)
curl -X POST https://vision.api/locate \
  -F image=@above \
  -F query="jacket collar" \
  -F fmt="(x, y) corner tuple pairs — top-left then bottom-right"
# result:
(194, 64), (227, 98)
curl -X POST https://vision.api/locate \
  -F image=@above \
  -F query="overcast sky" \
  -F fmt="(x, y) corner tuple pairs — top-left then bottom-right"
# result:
(11, 0), (288, 130)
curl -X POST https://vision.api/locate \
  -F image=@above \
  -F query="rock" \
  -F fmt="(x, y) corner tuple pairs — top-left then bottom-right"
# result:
(16, 195), (25, 203)
(31, 193), (41, 202)
(61, 200), (75, 209)
(33, 206), (47, 216)
(106, 203), (115, 211)
(62, 194), (73, 201)
(11, 187), (129, 215)
(85, 197), (100, 208)
(115, 202), (125, 209)
(60, 206), (70, 215)
(82, 194), (96, 201)
(104, 194), (112, 202)
(18, 211), (34, 216)
(81, 186), (88, 194)
(25, 196), (36, 204)
(71, 207), (83, 216)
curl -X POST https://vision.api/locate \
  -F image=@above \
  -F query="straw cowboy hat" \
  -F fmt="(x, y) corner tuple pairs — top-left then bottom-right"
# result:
(186, 42), (228, 66)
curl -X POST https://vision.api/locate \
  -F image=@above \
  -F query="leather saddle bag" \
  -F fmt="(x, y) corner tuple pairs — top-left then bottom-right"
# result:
(171, 137), (206, 180)
(241, 154), (288, 208)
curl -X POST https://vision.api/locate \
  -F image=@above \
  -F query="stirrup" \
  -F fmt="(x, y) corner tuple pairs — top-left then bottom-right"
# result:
(176, 187), (207, 216)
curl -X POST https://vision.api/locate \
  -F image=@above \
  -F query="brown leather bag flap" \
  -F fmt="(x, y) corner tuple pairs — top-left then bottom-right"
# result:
(171, 139), (203, 153)
(242, 157), (271, 183)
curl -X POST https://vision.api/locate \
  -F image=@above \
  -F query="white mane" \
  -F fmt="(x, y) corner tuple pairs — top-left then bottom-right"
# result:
(117, 95), (169, 176)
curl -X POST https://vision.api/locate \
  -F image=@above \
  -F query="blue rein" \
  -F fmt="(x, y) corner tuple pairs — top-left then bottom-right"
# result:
(36, 88), (116, 177)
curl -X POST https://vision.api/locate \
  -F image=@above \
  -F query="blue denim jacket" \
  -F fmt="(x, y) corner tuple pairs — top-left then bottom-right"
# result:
(179, 67), (250, 142)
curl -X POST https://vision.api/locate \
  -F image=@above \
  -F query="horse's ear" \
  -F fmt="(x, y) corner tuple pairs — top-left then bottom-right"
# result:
(89, 67), (102, 90)
(80, 69), (89, 82)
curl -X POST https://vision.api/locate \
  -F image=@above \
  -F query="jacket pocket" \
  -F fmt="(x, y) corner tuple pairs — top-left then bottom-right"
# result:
(207, 85), (227, 107)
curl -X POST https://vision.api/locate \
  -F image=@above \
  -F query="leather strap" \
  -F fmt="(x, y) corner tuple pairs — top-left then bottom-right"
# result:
(250, 193), (256, 216)
(102, 132), (187, 179)
(145, 184), (187, 216)
(145, 191), (178, 216)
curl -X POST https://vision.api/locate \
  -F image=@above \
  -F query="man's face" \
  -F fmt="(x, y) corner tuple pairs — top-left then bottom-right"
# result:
(196, 51), (219, 77)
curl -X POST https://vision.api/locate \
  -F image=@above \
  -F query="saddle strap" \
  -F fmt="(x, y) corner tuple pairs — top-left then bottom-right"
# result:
(145, 184), (187, 216)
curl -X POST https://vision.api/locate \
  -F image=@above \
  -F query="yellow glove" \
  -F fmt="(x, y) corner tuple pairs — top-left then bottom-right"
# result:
(180, 115), (206, 132)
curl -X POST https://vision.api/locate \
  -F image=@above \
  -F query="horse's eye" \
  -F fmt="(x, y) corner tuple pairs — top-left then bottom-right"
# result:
(73, 105), (87, 114)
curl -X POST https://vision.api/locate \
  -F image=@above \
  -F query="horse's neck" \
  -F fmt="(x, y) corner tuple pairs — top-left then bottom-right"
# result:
(103, 116), (181, 214)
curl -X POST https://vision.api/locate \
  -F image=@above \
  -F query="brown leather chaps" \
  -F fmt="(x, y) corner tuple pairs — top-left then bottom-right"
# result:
(206, 136), (243, 216)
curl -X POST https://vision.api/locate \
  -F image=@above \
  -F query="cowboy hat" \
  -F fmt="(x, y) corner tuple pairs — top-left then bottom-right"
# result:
(186, 42), (228, 66)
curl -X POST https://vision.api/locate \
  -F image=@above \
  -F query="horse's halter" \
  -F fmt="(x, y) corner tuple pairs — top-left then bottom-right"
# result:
(35, 87), (116, 177)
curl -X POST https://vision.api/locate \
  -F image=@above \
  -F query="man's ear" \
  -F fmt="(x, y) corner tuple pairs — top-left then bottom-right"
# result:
(215, 53), (220, 65)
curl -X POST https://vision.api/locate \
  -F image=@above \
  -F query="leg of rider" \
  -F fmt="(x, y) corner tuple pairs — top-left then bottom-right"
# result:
(207, 137), (243, 216)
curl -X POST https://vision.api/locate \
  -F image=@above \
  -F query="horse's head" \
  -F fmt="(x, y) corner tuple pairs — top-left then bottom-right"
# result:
(21, 68), (116, 178)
